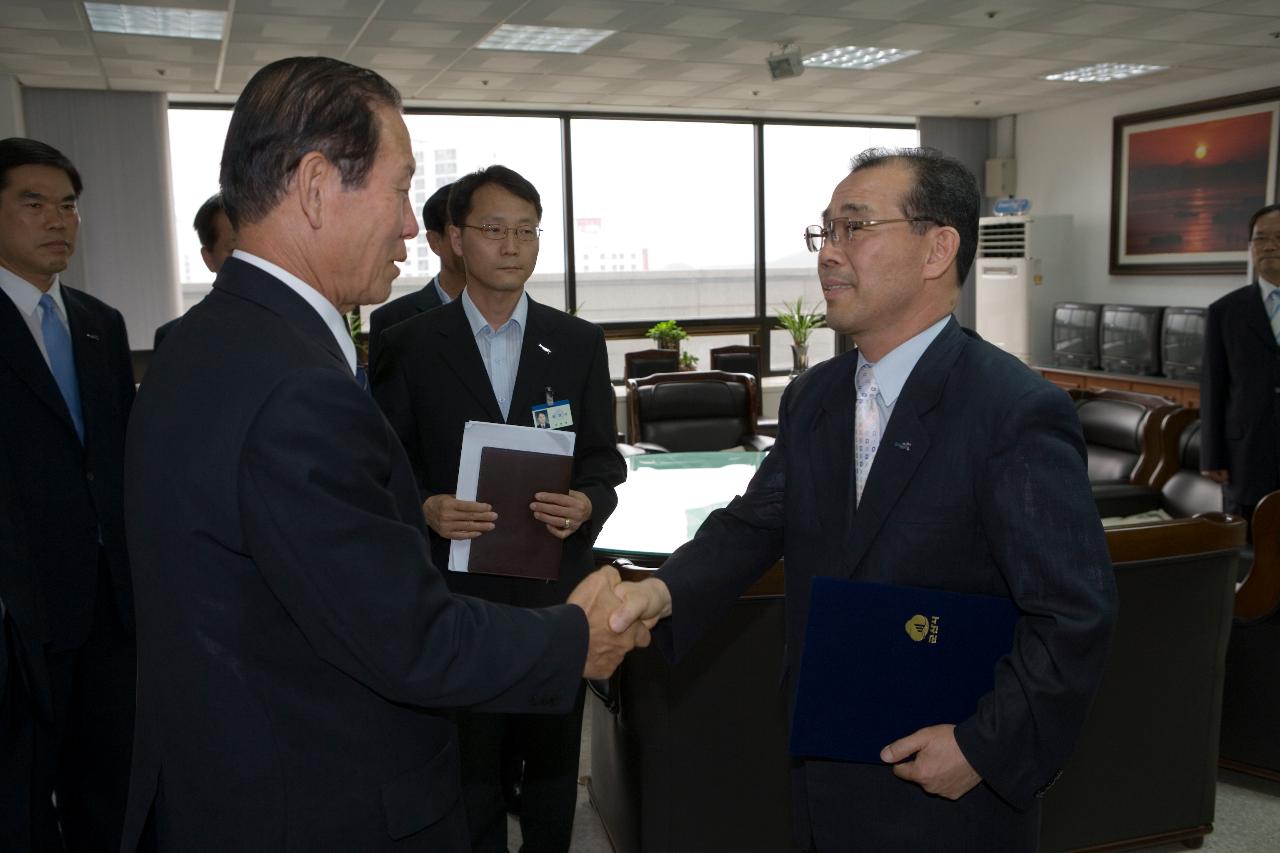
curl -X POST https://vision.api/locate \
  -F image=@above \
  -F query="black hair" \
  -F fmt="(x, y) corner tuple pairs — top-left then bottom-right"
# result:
(1248, 203), (1280, 237)
(422, 182), (453, 233)
(447, 165), (542, 227)
(192, 192), (227, 249)
(0, 137), (83, 196)
(220, 56), (401, 228)
(850, 147), (980, 284)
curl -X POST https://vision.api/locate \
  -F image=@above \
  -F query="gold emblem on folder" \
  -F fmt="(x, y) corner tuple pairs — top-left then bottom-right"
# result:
(905, 614), (929, 642)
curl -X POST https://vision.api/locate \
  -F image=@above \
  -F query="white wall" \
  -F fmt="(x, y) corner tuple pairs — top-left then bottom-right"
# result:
(0, 74), (23, 139)
(1016, 62), (1280, 310)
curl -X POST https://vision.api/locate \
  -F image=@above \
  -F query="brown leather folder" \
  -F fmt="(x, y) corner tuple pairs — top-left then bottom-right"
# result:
(468, 446), (572, 580)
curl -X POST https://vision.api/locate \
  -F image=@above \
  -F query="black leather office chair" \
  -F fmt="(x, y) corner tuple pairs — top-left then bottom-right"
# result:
(624, 370), (772, 452)
(709, 345), (762, 414)
(624, 348), (680, 381)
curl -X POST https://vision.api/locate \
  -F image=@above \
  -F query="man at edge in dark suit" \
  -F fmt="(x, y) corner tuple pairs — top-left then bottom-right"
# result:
(367, 181), (464, 373)
(609, 147), (1117, 852)
(372, 164), (625, 853)
(0, 137), (140, 852)
(121, 57), (646, 853)
(1201, 202), (1280, 534)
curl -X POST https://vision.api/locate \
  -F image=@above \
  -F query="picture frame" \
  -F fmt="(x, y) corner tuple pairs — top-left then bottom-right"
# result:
(1110, 86), (1280, 275)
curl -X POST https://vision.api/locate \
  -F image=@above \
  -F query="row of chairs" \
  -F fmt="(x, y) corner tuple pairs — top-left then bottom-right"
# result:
(1071, 388), (1280, 782)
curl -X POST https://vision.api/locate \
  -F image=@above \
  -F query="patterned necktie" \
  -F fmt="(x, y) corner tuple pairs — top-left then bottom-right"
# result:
(39, 293), (85, 442)
(1268, 289), (1280, 344)
(854, 363), (881, 506)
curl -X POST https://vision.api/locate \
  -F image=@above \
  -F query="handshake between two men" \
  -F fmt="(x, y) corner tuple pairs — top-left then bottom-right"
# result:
(565, 569), (673, 680)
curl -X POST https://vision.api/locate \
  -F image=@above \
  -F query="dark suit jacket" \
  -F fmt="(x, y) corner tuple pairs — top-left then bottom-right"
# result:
(368, 278), (444, 376)
(151, 316), (181, 351)
(372, 295), (625, 609)
(0, 283), (136, 718)
(1200, 283), (1280, 510)
(121, 258), (589, 853)
(655, 319), (1117, 852)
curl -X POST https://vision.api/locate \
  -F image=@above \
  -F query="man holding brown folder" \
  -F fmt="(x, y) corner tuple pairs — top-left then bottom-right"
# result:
(610, 148), (1116, 852)
(373, 165), (624, 853)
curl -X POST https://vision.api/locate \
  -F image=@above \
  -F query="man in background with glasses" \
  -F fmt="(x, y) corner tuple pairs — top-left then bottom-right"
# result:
(373, 165), (624, 853)
(610, 147), (1115, 852)
(1201, 203), (1280, 534)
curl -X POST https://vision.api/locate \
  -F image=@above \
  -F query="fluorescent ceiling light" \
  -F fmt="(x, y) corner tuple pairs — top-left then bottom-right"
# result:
(803, 46), (920, 71)
(1043, 63), (1167, 83)
(85, 3), (225, 40)
(477, 24), (615, 54)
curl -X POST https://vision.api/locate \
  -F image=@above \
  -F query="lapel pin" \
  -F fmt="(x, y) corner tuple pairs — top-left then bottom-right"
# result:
(84, 332), (100, 341)
(893, 441), (912, 451)
(538, 343), (551, 354)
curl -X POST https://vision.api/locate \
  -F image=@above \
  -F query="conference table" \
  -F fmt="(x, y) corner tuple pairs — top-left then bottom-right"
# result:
(587, 451), (796, 853)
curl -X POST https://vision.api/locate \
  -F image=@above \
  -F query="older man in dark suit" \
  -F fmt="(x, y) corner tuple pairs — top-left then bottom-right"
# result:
(611, 148), (1117, 852)
(0, 137), (138, 853)
(122, 57), (644, 853)
(372, 164), (625, 853)
(367, 181), (465, 372)
(1201, 203), (1280, 531)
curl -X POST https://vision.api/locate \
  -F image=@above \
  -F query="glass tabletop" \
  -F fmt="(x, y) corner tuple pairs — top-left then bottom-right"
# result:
(594, 451), (767, 561)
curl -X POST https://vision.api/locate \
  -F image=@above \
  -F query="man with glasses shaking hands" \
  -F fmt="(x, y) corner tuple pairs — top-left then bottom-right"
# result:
(609, 147), (1116, 852)
(373, 165), (624, 853)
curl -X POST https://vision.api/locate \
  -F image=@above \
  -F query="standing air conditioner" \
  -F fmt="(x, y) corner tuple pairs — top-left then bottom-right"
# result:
(974, 214), (1072, 364)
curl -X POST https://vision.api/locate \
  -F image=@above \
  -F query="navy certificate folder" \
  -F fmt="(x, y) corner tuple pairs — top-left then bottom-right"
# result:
(789, 578), (1019, 763)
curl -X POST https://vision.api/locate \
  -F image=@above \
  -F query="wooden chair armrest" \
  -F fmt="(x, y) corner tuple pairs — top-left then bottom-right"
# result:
(1236, 490), (1280, 622)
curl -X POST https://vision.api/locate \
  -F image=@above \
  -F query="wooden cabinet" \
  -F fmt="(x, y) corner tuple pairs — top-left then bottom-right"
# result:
(1037, 366), (1199, 409)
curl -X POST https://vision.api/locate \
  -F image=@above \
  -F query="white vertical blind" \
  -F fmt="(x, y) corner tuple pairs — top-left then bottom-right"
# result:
(22, 88), (179, 348)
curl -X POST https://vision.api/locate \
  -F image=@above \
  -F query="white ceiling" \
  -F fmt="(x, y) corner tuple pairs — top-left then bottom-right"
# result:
(2, 0), (1279, 119)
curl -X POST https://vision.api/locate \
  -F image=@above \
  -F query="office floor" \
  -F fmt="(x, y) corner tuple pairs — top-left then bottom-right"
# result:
(504, 706), (1280, 853)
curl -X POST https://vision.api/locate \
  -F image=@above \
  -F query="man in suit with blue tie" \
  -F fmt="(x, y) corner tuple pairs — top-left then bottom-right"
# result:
(610, 147), (1117, 852)
(1201, 203), (1280, 532)
(0, 137), (139, 852)
(368, 182), (465, 372)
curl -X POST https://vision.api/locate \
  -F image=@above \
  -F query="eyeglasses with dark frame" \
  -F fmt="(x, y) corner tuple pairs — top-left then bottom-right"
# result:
(461, 223), (542, 242)
(803, 217), (939, 253)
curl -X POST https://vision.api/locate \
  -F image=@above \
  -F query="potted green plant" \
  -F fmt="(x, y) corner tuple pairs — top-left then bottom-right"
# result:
(775, 298), (825, 377)
(645, 320), (688, 351)
(679, 351), (699, 371)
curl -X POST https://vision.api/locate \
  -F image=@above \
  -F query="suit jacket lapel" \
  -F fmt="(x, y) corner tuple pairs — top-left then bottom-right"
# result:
(215, 257), (350, 371)
(811, 351), (858, 538)
(1241, 286), (1278, 351)
(434, 300), (504, 421)
(0, 287), (80, 440)
(64, 287), (108, 447)
(509, 298), (555, 427)
(843, 319), (964, 574)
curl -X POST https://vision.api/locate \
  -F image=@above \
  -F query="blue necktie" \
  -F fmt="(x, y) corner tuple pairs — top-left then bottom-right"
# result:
(1268, 290), (1280, 345)
(39, 293), (85, 442)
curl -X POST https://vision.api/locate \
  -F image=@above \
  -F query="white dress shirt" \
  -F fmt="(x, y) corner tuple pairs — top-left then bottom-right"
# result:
(232, 250), (358, 376)
(0, 266), (70, 369)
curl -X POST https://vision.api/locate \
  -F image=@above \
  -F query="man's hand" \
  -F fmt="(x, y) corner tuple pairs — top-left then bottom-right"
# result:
(532, 489), (593, 540)
(1201, 468), (1229, 485)
(422, 494), (496, 540)
(609, 578), (672, 634)
(880, 724), (981, 800)
(568, 566), (651, 679)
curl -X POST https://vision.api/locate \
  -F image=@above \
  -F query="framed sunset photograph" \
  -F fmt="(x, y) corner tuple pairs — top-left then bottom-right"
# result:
(1111, 87), (1280, 275)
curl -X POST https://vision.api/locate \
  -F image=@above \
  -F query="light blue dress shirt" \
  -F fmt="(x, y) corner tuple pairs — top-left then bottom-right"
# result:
(856, 313), (951, 431)
(461, 288), (528, 421)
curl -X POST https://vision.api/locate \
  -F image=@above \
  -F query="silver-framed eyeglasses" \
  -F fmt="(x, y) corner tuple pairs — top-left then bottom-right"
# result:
(803, 217), (938, 252)
(462, 223), (542, 242)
